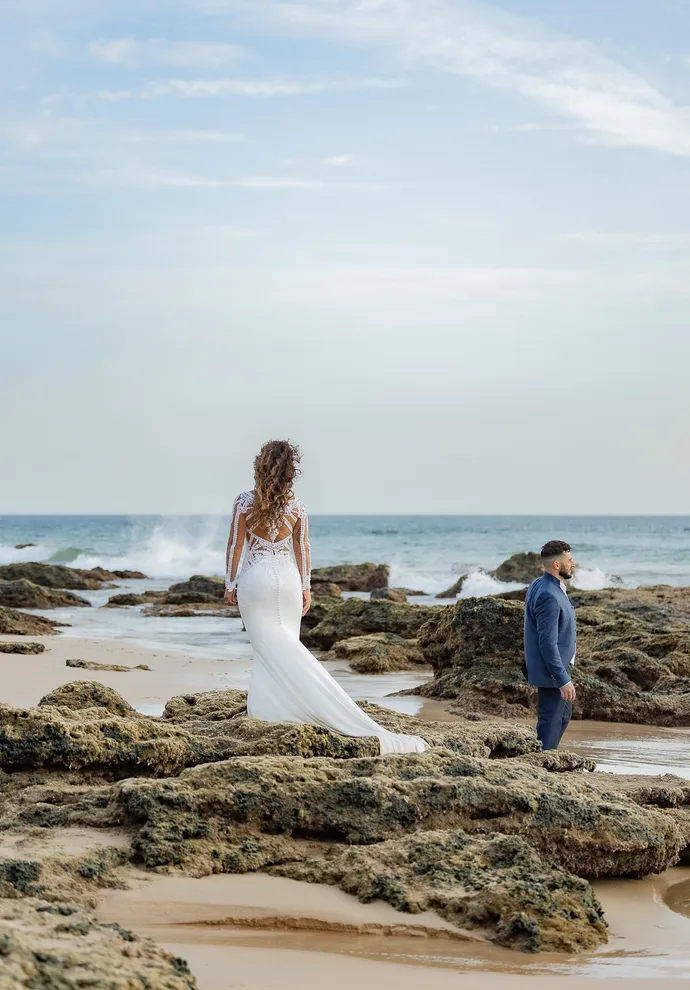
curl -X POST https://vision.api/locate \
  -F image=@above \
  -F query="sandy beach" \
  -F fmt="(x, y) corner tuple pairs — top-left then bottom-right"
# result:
(3, 625), (690, 986)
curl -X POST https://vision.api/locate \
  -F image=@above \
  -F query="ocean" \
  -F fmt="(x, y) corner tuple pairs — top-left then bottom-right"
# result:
(2, 514), (690, 591)
(1, 513), (689, 666)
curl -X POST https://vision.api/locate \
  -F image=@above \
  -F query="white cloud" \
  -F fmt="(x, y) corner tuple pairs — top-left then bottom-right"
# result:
(90, 37), (246, 68)
(213, 0), (690, 157)
(142, 75), (400, 98)
(565, 231), (690, 251)
(323, 154), (351, 165)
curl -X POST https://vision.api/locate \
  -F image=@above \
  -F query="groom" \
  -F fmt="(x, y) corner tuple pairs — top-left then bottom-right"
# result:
(523, 540), (577, 750)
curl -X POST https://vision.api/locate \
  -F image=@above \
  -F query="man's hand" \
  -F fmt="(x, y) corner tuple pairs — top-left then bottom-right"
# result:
(224, 589), (237, 606)
(302, 590), (312, 616)
(560, 681), (576, 702)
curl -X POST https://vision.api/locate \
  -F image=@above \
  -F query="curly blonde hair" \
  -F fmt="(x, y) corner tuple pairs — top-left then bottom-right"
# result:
(251, 440), (301, 535)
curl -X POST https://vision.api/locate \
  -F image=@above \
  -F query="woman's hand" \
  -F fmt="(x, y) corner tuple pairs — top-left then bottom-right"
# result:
(302, 590), (312, 616)
(224, 589), (237, 606)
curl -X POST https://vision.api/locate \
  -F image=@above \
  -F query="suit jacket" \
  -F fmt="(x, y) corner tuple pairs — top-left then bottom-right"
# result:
(523, 572), (576, 688)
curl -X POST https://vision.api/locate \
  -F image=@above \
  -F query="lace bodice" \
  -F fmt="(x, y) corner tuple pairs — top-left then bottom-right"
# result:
(225, 490), (311, 592)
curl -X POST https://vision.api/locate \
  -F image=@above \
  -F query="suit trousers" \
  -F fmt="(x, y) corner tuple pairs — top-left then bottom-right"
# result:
(536, 688), (572, 751)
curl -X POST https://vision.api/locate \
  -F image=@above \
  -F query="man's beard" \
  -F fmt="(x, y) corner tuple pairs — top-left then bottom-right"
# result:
(560, 567), (574, 580)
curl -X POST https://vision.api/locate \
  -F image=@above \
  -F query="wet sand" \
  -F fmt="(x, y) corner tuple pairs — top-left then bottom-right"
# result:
(96, 869), (690, 986)
(0, 632), (429, 716)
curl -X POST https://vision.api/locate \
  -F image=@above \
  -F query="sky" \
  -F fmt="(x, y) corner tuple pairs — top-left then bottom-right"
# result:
(1, 0), (690, 515)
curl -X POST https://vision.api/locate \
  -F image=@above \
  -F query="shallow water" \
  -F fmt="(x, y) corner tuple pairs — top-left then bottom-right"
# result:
(566, 720), (690, 779)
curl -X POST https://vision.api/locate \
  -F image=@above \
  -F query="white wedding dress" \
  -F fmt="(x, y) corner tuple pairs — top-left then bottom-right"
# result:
(225, 491), (428, 755)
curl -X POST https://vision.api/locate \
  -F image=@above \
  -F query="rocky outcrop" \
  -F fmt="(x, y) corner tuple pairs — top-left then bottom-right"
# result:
(416, 591), (690, 726)
(143, 603), (241, 619)
(163, 690), (248, 722)
(115, 749), (682, 880)
(321, 633), (428, 673)
(111, 569), (147, 579)
(0, 642), (45, 654)
(491, 553), (543, 584)
(0, 563), (109, 591)
(0, 702), (245, 774)
(65, 659), (151, 672)
(162, 691), (537, 760)
(585, 772), (690, 863)
(370, 588), (409, 603)
(162, 575), (225, 602)
(436, 576), (467, 599)
(275, 830), (607, 953)
(0, 898), (197, 989)
(3, 684), (689, 960)
(0, 607), (64, 636)
(310, 580), (343, 598)
(311, 563), (390, 591)
(39, 681), (138, 717)
(105, 593), (148, 607)
(14, 543), (36, 550)
(569, 584), (690, 627)
(0, 579), (91, 610)
(302, 598), (437, 650)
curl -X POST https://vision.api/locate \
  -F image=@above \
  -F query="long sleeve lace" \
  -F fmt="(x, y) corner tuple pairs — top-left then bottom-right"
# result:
(293, 504), (311, 592)
(225, 494), (247, 590)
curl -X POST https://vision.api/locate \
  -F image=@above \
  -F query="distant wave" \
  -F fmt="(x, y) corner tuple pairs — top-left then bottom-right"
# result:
(71, 520), (227, 579)
(47, 546), (94, 564)
(389, 564), (525, 599)
(459, 571), (525, 598)
(0, 543), (52, 566)
(571, 566), (617, 591)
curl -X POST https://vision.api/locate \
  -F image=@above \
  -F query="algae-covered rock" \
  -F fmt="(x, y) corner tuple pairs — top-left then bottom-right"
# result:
(309, 581), (343, 598)
(65, 659), (151, 672)
(0, 702), (239, 774)
(321, 633), (428, 673)
(418, 593), (690, 726)
(0, 898), (197, 989)
(39, 682), (136, 717)
(143, 602), (241, 618)
(303, 597), (436, 650)
(370, 588), (409, 603)
(0, 579), (91, 610)
(161, 691), (537, 760)
(115, 749), (682, 879)
(105, 593), (148, 607)
(0, 642), (45, 655)
(491, 552), (542, 584)
(0, 563), (107, 591)
(275, 829), (608, 953)
(311, 563), (390, 591)
(569, 584), (690, 627)
(163, 575), (225, 602)
(163, 690), (248, 722)
(0, 607), (64, 636)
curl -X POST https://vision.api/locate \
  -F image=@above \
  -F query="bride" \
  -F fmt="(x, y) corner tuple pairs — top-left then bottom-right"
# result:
(224, 440), (428, 755)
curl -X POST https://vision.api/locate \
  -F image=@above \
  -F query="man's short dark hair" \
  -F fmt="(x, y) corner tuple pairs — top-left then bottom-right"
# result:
(540, 540), (571, 560)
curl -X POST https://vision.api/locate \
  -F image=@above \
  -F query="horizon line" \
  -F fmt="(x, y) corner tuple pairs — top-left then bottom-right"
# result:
(1, 512), (690, 519)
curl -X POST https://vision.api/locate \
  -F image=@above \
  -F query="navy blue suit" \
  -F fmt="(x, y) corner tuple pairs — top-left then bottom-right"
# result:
(523, 572), (577, 750)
